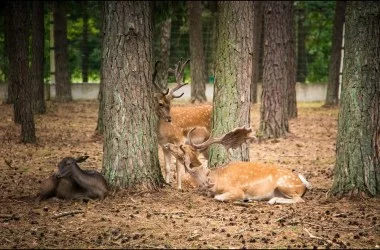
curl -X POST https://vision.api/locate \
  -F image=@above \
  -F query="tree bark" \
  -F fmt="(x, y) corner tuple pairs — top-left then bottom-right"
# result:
(287, 1), (297, 119)
(259, 1), (291, 139)
(3, 2), (15, 105)
(81, 0), (89, 83)
(208, 1), (253, 168)
(324, 1), (346, 107)
(331, 1), (380, 197)
(31, 1), (46, 114)
(296, 7), (307, 83)
(9, 2), (36, 143)
(188, 1), (207, 103)
(53, 1), (72, 102)
(102, 1), (164, 190)
(251, 1), (263, 104)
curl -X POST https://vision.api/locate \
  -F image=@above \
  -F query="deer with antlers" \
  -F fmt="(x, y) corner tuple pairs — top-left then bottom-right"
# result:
(163, 127), (312, 204)
(153, 59), (211, 189)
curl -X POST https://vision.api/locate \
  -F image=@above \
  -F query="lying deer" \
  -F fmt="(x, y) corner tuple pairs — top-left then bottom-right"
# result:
(37, 156), (108, 201)
(153, 59), (211, 189)
(163, 127), (312, 204)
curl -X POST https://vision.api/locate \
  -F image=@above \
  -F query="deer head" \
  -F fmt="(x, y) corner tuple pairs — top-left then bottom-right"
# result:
(164, 126), (256, 188)
(153, 59), (190, 122)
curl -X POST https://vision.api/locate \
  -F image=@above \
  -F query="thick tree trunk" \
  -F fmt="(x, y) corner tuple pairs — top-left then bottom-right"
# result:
(10, 2), (36, 143)
(81, 0), (89, 83)
(102, 2), (164, 190)
(331, 1), (380, 197)
(296, 7), (307, 83)
(188, 1), (207, 103)
(259, 1), (291, 139)
(287, 1), (297, 119)
(31, 1), (46, 114)
(208, 1), (253, 168)
(53, 1), (72, 102)
(324, 1), (346, 107)
(251, 1), (263, 104)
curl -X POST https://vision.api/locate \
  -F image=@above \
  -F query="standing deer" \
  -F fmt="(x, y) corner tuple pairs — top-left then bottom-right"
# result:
(163, 127), (312, 204)
(153, 59), (211, 189)
(37, 156), (108, 201)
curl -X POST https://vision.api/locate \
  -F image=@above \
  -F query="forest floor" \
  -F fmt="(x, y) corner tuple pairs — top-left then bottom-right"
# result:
(0, 100), (379, 249)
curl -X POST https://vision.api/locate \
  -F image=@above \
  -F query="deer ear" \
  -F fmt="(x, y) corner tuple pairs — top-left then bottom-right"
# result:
(75, 155), (89, 163)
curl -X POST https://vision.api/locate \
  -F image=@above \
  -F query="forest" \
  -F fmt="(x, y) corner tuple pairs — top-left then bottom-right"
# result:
(0, 1), (379, 249)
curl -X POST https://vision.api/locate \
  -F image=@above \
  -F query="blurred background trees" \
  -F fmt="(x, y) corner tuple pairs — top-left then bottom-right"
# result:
(0, 1), (338, 86)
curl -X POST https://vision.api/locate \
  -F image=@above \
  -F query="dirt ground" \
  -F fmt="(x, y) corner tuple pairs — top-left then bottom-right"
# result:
(0, 100), (379, 249)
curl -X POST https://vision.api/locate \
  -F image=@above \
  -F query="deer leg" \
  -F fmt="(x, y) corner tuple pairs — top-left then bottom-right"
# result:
(268, 187), (306, 204)
(162, 148), (172, 184)
(214, 189), (245, 202)
(268, 196), (305, 204)
(176, 160), (184, 189)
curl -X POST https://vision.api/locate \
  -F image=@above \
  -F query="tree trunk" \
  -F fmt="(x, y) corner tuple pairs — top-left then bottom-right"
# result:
(53, 1), (72, 102)
(81, 0), (89, 83)
(324, 1), (346, 107)
(296, 7), (307, 83)
(251, 1), (263, 104)
(3, 2), (15, 105)
(188, 1), (207, 103)
(156, 18), (171, 89)
(287, 1), (297, 119)
(10, 2), (36, 143)
(96, 1), (105, 135)
(331, 1), (380, 197)
(31, 1), (46, 114)
(208, 1), (253, 168)
(102, 2), (165, 190)
(259, 1), (291, 139)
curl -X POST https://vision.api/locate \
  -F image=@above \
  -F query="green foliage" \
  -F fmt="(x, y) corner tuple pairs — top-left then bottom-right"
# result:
(296, 1), (336, 83)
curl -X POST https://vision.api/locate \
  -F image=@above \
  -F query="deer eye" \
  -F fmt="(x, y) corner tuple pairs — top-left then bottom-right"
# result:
(159, 103), (163, 107)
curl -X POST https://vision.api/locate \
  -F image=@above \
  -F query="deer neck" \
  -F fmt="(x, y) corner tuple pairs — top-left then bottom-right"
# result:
(157, 118), (184, 145)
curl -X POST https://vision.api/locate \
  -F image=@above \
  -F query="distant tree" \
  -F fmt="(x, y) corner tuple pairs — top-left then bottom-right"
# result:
(287, 1), (297, 119)
(324, 1), (346, 107)
(9, 2), (36, 143)
(251, 1), (263, 104)
(153, 1), (172, 89)
(4, 1), (16, 105)
(81, 0), (89, 83)
(102, 2), (165, 190)
(296, 3), (307, 83)
(208, 1), (253, 168)
(188, 1), (207, 103)
(331, 2), (380, 197)
(53, 1), (72, 102)
(259, 1), (293, 138)
(96, 2), (105, 135)
(31, 1), (46, 114)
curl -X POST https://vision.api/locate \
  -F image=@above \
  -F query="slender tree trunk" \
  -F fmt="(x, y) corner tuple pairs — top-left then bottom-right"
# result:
(53, 1), (72, 102)
(324, 1), (346, 107)
(296, 7), (307, 83)
(96, 1), (105, 135)
(287, 1), (297, 119)
(102, 1), (164, 190)
(10, 2), (36, 143)
(208, 1), (253, 168)
(259, 1), (291, 139)
(3, 2), (15, 105)
(331, 1), (380, 197)
(156, 18), (171, 89)
(251, 1), (263, 104)
(31, 1), (46, 114)
(188, 1), (207, 103)
(81, 0), (89, 83)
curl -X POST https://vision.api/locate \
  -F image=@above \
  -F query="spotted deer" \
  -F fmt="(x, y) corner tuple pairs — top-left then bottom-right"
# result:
(163, 127), (312, 204)
(153, 59), (211, 189)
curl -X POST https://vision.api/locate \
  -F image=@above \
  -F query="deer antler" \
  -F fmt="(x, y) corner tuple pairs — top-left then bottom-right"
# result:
(152, 61), (169, 95)
(188, 126), (256, 152)
(167, 58), (190, 99)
